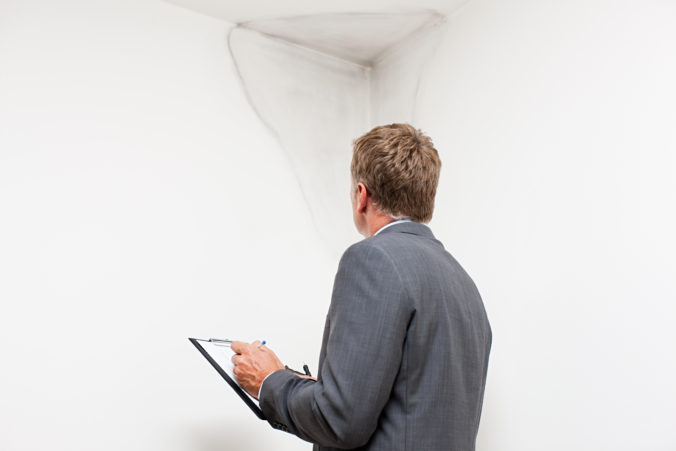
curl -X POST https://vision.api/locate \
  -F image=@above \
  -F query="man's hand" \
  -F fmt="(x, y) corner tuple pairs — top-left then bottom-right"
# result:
(231, 340), (285, 399)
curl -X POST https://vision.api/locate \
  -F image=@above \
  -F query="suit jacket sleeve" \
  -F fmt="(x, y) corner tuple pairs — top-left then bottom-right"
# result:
(259, 242), (413, 448)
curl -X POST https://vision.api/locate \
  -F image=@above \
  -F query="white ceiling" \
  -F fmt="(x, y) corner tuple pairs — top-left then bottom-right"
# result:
(164, 0), (469, 24)
(241, 12), (444, 66)
(165, 0), (464, 66)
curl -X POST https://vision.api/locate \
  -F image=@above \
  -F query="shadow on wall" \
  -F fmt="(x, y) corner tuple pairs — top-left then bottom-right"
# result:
(182, 422), (260, 451)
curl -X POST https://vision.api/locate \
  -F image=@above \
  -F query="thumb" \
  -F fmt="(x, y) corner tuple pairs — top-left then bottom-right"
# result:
(230, 340), (247, 354)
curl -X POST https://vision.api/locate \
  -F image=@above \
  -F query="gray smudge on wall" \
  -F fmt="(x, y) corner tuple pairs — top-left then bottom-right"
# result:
(230, 12), (447, 257)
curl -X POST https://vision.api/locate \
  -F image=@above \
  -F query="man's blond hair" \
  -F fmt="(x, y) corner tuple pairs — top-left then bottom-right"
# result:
(351, 123), (441, 223)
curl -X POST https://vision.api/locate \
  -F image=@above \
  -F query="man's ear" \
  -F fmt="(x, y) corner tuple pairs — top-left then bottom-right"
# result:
(356, 182), (369, 213)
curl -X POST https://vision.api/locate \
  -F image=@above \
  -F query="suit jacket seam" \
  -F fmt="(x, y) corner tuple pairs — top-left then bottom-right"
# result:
(404, 332), (409, 451)
(368, 240), (412, 451)
(368, 241), (414, 309)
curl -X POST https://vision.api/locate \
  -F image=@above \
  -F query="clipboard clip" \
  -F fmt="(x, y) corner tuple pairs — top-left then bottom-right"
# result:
(208, 338), (232, 345)
(285, 364), (313, 377)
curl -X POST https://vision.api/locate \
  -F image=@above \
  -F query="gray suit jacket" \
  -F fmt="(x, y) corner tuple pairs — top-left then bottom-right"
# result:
(260, 221), (492, 450)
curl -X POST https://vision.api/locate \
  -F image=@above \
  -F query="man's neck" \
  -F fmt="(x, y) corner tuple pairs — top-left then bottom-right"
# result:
(366, 215), (397, 237)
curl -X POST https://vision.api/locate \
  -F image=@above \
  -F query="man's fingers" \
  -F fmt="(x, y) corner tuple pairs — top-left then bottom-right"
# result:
(251, 340), (262, 347)
(230, 341), (247, 354)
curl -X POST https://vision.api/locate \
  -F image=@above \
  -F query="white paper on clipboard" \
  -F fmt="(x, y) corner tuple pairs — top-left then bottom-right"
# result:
(189, 338), (265, 419)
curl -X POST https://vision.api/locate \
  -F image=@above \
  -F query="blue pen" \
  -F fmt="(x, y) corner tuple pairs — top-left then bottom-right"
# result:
(258, 340), (266, 348)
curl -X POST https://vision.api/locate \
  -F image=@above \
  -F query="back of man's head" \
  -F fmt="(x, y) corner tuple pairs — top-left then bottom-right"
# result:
(351, 123), (441, 223)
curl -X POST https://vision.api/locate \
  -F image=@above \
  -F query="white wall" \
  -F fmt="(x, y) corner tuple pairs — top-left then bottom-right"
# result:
(414, 1), (676, 450)
(2, 0), (675, 450)
(369, 13), (445, 126)
(0, 1), (335, 450)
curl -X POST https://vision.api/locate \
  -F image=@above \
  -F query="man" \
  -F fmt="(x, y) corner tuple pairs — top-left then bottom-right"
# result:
(232, 123), (492, 450)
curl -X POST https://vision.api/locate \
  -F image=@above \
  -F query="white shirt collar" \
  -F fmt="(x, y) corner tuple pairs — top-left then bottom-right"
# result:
(373, 218), (413, 236)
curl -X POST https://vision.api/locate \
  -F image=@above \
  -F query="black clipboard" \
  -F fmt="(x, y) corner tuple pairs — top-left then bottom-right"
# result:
(189, 337), (266, 420)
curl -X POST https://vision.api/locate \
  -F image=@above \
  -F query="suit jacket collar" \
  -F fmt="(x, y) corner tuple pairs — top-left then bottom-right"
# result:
(375, 220), (436, 239)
